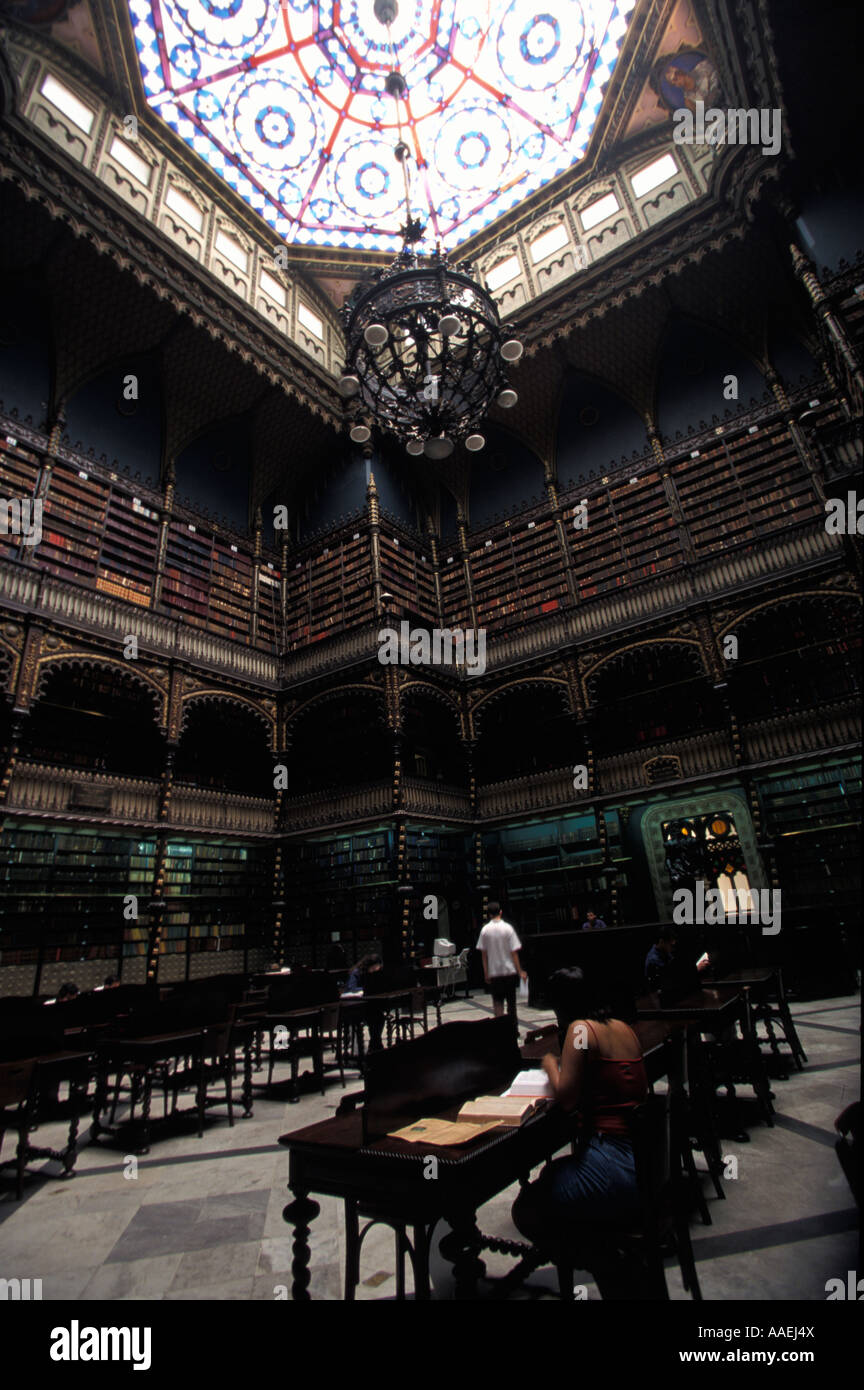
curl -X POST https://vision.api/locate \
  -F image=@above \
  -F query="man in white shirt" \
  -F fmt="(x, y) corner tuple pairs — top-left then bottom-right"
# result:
(476, 902), (527, 1024)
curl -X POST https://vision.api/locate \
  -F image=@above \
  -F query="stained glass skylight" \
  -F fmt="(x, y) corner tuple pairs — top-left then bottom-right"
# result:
(129, 0), (637, 253)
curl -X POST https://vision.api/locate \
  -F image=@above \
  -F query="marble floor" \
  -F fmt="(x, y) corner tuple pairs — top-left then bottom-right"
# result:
(0, 991), (858, 1301)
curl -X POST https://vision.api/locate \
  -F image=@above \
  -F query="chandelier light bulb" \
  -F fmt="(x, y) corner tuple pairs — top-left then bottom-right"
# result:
(350, 423), (371, 443)
(406, 439), (425, 456)
(364, 323), (388, 348)
(438, 313), (461, 336)
(500, 339), (524, 361)
(465, 433), (485, 451)
(497, 388), (518, 408)
(424, 436), (454, 459)
(338, 374), (360, 397)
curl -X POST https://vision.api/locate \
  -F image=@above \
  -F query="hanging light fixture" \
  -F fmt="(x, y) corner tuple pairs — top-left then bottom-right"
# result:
(341, 0), (522, 459)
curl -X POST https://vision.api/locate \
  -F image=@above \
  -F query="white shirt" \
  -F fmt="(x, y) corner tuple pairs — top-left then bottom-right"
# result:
(476, 919), (521, 977)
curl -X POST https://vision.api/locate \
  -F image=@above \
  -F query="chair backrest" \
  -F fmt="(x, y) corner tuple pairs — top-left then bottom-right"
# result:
(626, 1092), (672, 1216)
(319, 1003), (340, 1032)
(0, 1058), (36, 1109)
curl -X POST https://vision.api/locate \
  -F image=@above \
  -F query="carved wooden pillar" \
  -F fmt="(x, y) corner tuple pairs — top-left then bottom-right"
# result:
(367, 467), (383, 619)
(790, 244), (863, 415)
(272, 730), (290, 965)
(146, 741), (176, 982)
(152, 461), (175, 608)
(647, 421), (696, 565)
(425, 515), (444, 624)
(764, 366), (826, 504)
(456, 505), (478, 631)
(279, 529), (290, 649)
(544, 462), (579, 607)
(250, 506), (263, 646)
(0, 709), (26, 807)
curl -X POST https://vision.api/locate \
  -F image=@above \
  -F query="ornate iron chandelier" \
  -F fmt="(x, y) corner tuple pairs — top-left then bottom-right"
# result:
(339, 0), (523, 461)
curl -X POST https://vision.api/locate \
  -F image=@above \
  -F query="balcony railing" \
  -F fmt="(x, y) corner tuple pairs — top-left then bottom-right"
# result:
(5, 699), (857, 834)
(5, 761), (274, 834)
(0, 561), (280, 685)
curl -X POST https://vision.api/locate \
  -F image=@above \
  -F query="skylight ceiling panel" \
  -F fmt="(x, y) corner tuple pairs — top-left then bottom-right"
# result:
(129, 0), (636, 253)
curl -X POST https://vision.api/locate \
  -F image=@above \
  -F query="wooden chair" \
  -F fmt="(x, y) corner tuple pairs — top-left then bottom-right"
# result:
(0, 1059), (36, 1200)
(547, 1094), (702, 1301)
(319, 1003), (345, 1089)
(389, 988), (427, 1045)
(752, 969), (807, 1072)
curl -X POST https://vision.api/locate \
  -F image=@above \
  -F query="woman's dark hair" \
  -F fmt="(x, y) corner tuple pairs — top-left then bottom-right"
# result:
(355, 953), (382, 971)
(56, 981), (79, 1001)
(546, 967), (612, 1033)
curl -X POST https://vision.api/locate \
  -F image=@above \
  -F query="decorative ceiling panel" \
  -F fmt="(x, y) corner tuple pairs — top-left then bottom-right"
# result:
(128, 0), (636, 253)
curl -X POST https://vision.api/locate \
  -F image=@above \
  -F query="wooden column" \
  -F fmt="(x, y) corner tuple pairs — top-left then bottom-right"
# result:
(250, 506), (263, 646)
(425, 515), (444, 624)
(544, 462), (579, 607)
(790, 244), (863, 415)
(456, 505), (478, 631)
(647, 422), (696, 565)
(145, 743), (176, 983)
(152, 461), (176, 608)
(764, 366), (826, 504)
(367, 468), (383, 619)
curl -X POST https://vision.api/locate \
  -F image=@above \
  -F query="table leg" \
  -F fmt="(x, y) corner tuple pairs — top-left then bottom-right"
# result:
(441, 1210), (486, 1299)
(283, 1190), (321, 1302)
(740, 988), (774, 1126)
(242, 1038), (253, 1118)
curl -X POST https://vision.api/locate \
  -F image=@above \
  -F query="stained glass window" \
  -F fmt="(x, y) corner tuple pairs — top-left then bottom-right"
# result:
(128, 0), (636, 252)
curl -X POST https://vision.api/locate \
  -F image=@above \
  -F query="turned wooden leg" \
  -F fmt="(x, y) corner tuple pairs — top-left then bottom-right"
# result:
(283, 1192), (321, 1302)
(242, 1040), (253, 1117)
(441, 1211), (485, 1300)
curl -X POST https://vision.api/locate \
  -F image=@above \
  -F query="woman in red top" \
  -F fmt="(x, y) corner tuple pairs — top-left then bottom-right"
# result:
(511, 967), (649, 1296)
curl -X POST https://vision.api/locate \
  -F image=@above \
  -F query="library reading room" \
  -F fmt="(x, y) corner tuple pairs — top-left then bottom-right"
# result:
(0, 0), (860, 1334)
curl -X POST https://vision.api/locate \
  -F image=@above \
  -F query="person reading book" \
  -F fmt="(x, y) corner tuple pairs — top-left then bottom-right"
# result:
(510, 966), (650, 1298)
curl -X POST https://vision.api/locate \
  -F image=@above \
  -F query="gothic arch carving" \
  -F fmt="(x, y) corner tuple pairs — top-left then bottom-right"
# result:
(179, 690), (275, 748)
(286, 683), (387, 731)
(716, 589), (862, 638)
(583, 638), (705, 702)
(33, 653), (166, 727)
(471, 676), (570, 740)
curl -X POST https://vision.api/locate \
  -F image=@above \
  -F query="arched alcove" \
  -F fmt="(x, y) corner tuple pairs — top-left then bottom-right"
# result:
(65, 354), (163, 487)
(401, 688), (466, 785)
(655, 320), (766, 442)
(288, 691), (391, 793)
(175, 698), (273, 795)
(767, 330), (819, 393)
(0, 272), (53, 423)
(466, 424), (544, 528)
(557, 373), (648, 488)
(24, 664), (164, 775)
(175, 412), (252, 532)
(588, 644), (721, 755)
(474, 684), (572, 781)
(728, 597), (861, 717)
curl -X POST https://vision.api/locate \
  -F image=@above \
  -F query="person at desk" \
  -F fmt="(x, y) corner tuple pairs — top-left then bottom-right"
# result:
(581, 910), (607, 931)
(342, 953), (385, 1052)
(645, 927), (710, 994)
(476, 903), (527, 1026)
(511, 966), (650, 1298)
